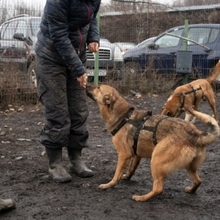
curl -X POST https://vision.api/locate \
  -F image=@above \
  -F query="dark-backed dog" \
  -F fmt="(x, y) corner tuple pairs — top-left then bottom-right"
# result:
(86, 84), (219, 202)
(161, 60), (220, 123)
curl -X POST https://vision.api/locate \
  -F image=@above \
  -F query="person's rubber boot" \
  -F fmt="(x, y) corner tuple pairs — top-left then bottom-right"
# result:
(46, 148), (72, 183)
(0, 198), (16, 212)
(68, 148), (94, 178)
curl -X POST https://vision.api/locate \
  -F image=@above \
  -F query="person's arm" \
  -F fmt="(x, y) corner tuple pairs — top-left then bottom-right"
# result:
(46, 0), (85, 77)
(87, 2), (100, 45)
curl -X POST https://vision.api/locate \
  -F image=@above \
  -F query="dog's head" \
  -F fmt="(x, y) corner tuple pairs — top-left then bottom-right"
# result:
(161, 94), (183, 117)
(86, 84), (119, 109)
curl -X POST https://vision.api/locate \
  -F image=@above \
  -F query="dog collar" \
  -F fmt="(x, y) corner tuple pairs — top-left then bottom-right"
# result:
(111, 107), (135, 136)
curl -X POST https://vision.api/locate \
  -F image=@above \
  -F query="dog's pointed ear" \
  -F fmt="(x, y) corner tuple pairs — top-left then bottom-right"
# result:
(103, 93), (117, 110)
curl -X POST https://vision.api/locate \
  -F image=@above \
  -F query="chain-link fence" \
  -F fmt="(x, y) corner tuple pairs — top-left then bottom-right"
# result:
(0, 1), (220, 109)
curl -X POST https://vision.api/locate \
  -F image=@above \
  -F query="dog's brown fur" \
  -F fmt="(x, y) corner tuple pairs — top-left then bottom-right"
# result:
(161, 60), (220, 122)
(86, 84), (219, 202)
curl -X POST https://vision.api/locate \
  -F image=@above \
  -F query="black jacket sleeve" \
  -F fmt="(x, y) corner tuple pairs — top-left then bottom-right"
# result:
(46, 0), (85, 77)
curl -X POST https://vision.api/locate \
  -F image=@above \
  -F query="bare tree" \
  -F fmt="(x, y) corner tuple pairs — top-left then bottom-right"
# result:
(173, 0), (220, 6)
(0, 7), (8, 24)
(13, 2), (29, 16)
(0, 0), (10, 24)
(13, 2), (43, 17)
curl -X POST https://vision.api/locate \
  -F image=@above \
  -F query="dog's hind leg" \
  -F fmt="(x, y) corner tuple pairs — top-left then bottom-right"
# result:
(185, 112), (194, 122)
(99, 154), (131, 189)
(185, 152), (204, 193)
(185, 166), (201, 193)
(122, 156), (142, 180)
(205, 91), (218, 121)
(132, 168), (165, 202)
(132, 155), (166, 202)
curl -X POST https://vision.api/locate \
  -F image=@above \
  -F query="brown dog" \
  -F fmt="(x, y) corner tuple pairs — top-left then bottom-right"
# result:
(161, 60), (220, 122)
(86, 84), (219, 202)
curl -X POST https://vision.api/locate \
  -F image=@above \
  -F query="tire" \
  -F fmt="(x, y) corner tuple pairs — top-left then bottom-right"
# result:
(27, 60), (37, 88)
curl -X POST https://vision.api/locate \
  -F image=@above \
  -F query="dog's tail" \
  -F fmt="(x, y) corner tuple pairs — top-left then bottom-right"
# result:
(185, 106), (220, 146)
(206, 60), (220, 83)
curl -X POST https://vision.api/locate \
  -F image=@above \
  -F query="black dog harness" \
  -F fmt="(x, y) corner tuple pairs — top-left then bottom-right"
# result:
(111, 107), (135, 136)
(180, 84), (203, 109)
(128, 114), (169, 155)
(110, 108), (169, 155)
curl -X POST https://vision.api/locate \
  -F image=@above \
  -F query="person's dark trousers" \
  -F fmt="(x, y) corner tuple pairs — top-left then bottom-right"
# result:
(35, 55), (93, 181)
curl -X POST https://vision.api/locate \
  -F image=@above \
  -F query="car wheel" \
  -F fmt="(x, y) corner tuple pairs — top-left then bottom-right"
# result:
(27, 61), (37, 88)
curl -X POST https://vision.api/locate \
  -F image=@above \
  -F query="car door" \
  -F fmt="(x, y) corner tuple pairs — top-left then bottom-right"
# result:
(183, 26), (220, 77)
(140, 28), (183, 75)
(0, 19), (27, 64)
(0, 21), (16, 61)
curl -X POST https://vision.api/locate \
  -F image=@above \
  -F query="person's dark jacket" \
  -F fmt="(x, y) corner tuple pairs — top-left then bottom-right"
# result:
(35, 0), (100, 77)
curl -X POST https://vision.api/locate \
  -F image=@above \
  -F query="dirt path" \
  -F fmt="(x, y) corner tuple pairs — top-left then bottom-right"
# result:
(1, 93), (220, 220)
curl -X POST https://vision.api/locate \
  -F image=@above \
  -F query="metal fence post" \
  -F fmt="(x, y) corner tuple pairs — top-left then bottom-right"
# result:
(94, 13), (100, 86)
(176, 19), (192, 84)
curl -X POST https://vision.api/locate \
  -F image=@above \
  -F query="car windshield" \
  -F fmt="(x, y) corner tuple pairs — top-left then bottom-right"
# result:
(137, 37), (156, 47)
(30, 17), (41, 37)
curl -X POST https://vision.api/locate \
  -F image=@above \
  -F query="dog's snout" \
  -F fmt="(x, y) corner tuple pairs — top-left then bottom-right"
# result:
(86, 85), (97, 101)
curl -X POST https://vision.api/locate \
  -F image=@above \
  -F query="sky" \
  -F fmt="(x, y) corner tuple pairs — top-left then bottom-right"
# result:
(0, 0), (173, 10)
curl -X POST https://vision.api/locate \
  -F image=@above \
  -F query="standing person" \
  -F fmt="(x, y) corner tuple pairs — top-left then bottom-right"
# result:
(35, 0), (100, 183)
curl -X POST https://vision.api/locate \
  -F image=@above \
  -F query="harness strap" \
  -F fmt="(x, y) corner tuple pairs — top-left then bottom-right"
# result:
(111, 107), (135, 136)
(180, 95), (186, 109)
(143, 116), (169, 146)
(180, 84), (202, 109)
(132, 115), (169, 155)
(131, 111), (152, 155)
(110, 107), (169, 156)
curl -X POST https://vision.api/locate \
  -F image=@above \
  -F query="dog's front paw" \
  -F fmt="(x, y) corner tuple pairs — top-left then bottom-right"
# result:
(121, 174), (131, 180)
(185, 186), (194, 193)
(185, 185), (198, 194)
(132, 195), (146, 202)
(185, 182), (201, 194)
(98, 183), (111, 189)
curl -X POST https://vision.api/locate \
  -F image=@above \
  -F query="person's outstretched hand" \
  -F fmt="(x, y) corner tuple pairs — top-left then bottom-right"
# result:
(77, 73), (88, 89)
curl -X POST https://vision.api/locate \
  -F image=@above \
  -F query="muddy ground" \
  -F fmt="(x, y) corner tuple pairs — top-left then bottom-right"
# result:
(1, 90), (220, 220)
